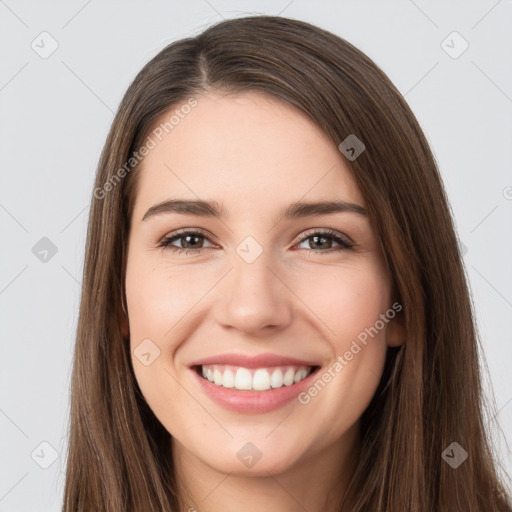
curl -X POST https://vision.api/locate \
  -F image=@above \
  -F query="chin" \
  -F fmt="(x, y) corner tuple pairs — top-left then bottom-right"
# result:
(203, 441), (303, 477)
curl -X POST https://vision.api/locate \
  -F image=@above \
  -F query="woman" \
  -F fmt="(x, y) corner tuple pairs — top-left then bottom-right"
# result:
(62, 14), (512, 512)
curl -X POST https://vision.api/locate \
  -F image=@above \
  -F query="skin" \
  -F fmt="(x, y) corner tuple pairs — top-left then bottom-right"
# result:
(122, 90), (406, 512)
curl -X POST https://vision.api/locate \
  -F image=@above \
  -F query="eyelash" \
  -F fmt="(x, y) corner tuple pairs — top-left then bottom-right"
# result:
(157, 228), (355, 255)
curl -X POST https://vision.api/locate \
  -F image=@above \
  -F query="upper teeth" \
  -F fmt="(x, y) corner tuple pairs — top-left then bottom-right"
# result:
(200, 364), (313, 391)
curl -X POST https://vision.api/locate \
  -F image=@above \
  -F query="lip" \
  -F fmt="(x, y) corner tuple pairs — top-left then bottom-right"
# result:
(190, 364), (321, 414)
(189, 352), (319, 369)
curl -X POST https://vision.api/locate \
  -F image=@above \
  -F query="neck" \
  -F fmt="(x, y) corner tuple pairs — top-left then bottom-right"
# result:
(172, 423), (360, 512)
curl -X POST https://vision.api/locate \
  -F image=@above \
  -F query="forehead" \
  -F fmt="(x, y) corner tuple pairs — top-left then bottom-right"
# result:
(132, 90), (365, 218)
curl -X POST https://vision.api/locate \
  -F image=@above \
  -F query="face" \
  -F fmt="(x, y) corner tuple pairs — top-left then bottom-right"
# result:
(123, 90), (404, 477)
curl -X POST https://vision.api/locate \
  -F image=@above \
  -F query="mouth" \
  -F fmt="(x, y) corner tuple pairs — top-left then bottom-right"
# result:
(190, 363), (321, 414)
(188, 352), (322, 413)
(193, 364), (320, 391)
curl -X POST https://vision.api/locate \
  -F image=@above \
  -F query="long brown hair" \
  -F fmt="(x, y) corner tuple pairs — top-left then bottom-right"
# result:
(62, 14), (512, 511)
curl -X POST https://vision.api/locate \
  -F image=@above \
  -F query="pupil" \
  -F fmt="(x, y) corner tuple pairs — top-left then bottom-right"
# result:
(185, 235), (201, 249)
(312, 235), (329, 249)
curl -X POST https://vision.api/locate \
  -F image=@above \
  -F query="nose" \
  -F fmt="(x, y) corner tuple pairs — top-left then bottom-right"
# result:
(215, 251), (293, 336)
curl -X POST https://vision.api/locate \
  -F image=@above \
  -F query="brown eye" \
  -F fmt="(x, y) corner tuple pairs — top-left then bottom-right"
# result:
(158, 228), (354, 255)
(158, 230), (216, 253)
(296, 230), (354, 254)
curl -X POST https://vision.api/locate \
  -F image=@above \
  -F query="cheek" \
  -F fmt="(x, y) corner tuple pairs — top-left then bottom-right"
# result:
(125, 257), (179, 405)
(125, 263), (196, 431)
(291, 262), (390, 415)
(125, 260), (198, 341)
(291, 259), (390, 344)
(294, 269), (391, 434)
(125, 258), (220, 421)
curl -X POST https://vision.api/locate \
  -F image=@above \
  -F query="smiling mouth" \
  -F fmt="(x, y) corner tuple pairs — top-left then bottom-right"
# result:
(194, 364), (320, 391)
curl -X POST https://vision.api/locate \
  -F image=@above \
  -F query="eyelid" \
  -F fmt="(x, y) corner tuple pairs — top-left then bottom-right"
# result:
(158, 227), (355, 253)
(159, 227), (352, 245)
(295, 227), (354, 247)
(159, 227), (218, 247)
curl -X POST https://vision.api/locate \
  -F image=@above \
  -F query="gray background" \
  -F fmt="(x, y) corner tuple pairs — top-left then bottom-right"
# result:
(1, 0), (511, 509)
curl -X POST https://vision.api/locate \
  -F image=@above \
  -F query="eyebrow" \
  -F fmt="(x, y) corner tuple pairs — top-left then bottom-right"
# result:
(141, 198), (368, 222)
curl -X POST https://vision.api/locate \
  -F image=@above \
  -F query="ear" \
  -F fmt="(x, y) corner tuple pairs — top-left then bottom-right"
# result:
(386, 305), (406, 348)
